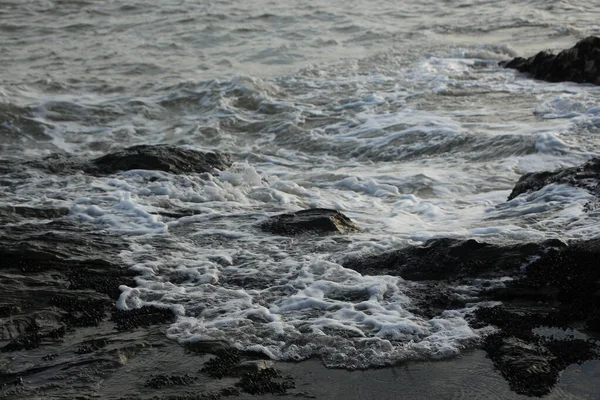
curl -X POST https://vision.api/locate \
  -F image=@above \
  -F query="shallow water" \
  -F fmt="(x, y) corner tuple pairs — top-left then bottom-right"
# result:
(1, 0), (600, 378)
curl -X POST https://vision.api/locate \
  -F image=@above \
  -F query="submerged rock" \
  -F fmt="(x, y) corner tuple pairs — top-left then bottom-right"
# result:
(260, 208), (362, 236)
(508, 157), (600, 200)
(343, 238), (564, 281)
(501, 36), (600, 84)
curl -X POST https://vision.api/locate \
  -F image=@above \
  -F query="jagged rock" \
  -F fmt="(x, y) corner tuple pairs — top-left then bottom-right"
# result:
(237, 368), (294, 395)
(110, 305), (177, 331)
(508, 157), (600, 200)
(343, 238), (564, 281)
(483, 334), (555, 397)
(260, 208), (362, 236)
(201, 348), (242, 379)
(481, 332), (599, 397)
(501, 36), (600, 84)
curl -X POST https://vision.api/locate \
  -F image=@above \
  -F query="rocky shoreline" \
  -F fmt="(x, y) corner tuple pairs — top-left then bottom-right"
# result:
(1, 143), (600, 398)
(501, 36), (600, 85)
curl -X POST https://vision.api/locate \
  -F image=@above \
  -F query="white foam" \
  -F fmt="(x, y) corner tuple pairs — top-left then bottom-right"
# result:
(5, 44), (600, 369)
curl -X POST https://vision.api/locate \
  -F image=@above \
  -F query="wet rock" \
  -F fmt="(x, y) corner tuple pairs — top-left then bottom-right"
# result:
(0, 305), (21, 318)
(200, 348), (242, 379)
(473, 306), (541, 339)
(501, 36), (600, 84)
(482, 334), (555, 397)
(481, 332), (599, 397)
(42, 353), (58, 361)
(234, 360), (276, 375)
(144, 373), (197, 389)
(2, 333), (43, 352)
(471, 236), (600, 397)
(76, 339), (109, 355)
(472, 239), (600, 332)
(343, 238), (564, 281)
(237, 367), (295, 395)
(1, 325), (66, 352)
(508, 157), (600, 200)
(111, 305), (177, 331)
(260, 208), (362, 236)
(408, 282), (468, 319)
(24, 144), (232, 176)
(88, 144), (232, 175)
(67, 267), (136, 300)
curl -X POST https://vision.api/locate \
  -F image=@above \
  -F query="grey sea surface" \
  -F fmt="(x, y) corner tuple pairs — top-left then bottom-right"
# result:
(1, 0), (600, 398)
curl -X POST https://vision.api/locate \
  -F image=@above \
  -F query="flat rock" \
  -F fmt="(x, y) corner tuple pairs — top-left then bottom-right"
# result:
(88, 144), (232, 175)
(260, 208), (362, 236)
(26, 144), (232, 176)
(343, 238), (564, 281)
(508, 157), (600, 200)
(501, 36), (600, 84)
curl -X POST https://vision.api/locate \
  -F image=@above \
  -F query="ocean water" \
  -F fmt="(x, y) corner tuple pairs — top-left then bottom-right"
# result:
(2, 0), (600, 370)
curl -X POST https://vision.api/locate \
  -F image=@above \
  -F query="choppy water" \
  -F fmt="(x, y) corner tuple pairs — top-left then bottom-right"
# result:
(2, 0), (600, 371)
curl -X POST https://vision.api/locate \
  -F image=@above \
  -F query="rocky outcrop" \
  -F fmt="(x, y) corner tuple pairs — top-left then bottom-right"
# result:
(508, 157), (600, 200)
(346, 237), (600, 396)
(26, 144), (232, 176)
(480, 331), (597, 397)
(343, 238), (565, 281)
(501, 36), (600, 84)
(260, 208), (362, 236)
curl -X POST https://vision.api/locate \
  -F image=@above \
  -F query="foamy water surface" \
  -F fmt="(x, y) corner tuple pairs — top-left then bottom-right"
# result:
(2, 0), (600, 368)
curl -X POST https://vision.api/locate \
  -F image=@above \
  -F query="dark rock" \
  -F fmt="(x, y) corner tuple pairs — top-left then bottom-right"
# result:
(0, 305), (21, 318)
(2, 333), (43, 352)
(508, 157), (600, 200)
(237, 368), (294, 395)
(519, 239), (600, 296)
(68, 267), (136, 300)
(201, 348), (242, 379)
(409, 282), (469, 319)
(587, 315), (600, 332)
(88, 144), (232, 175)
(42, 353), (58, 361)
(260, 208), (362, 236)
(481, 332), (599, 397)
(144, 374), (197, 389)
(24, 144), (232, 176)
(110, 305), (177, 331)
(474, 306), (541, 339)
(344, 234), (600, 396)
(501, 36), (600, 84)
(470, 238), (600, 396)
(482, 334), (556, 397)
(76, 339), (109, 355)
(343, 238), (564, 281)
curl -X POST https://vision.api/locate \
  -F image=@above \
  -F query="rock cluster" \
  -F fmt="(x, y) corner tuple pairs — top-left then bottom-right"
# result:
(502, 36), (600, 84)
